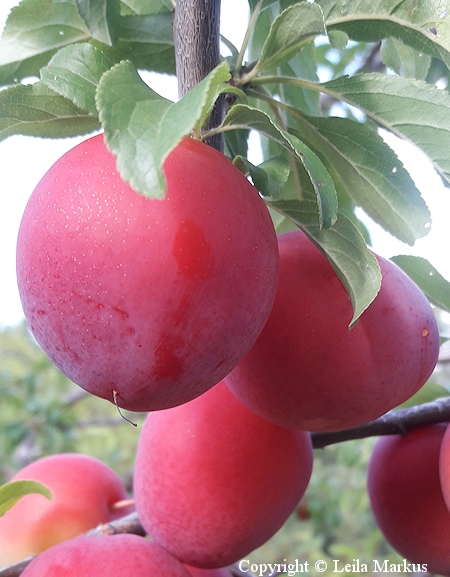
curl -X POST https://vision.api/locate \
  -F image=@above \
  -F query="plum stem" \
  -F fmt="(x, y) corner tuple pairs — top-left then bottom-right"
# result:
(112, 390), (137, 427)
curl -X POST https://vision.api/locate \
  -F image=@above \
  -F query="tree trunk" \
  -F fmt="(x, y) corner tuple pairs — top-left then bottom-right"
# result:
(173, 0), (224, 151)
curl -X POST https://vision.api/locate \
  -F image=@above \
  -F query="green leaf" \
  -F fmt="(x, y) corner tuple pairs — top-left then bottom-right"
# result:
(236, 156), (291, 197)
(321, 73), (450, 187)
(76, 0), (121, 46)
(287, 114), (432, 245)
(40, 43), (114, 116)
(287, 132), (338, 229)
(115, 13), (175, 73)
(0, 1), (175, 86)
(96, 60), (231, 198)
(248, 2), (272, 63)
(221, 104), (338, 228)
(328, 30), (349, 51)
(247, 0), (279, 12)
(278, 42), (322, 116)
(0, 82), (100, 141)
(380, 38), (432, 80)
(0, 0), (90, 85)
(316, 0), (450, 68)
(390, 255), (450, 313)
(257, 2), (326, 73)
(120, 0), (172, 14)
(266, 199), (382, 325)
(0, 480), (53, 517)
(224, 129), (250, 160)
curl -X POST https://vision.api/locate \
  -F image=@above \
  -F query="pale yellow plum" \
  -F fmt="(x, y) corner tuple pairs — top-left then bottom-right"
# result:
(0, 453), (133, 568)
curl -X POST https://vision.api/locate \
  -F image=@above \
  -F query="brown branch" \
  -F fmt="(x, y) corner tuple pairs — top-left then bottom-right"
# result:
(312, 396), (450, 449)
(173, 0), (224, 151)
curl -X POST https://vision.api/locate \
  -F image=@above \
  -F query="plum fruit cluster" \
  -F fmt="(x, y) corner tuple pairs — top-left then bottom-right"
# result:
(9, 134), (444, 573)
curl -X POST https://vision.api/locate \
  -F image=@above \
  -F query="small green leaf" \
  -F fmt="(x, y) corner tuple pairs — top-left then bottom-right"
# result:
(257, 2), (326, 73)
(0, 480), (53, 517)
(40, 44), (114, 116)
(76, 0), (121, 46)
(390, 255), (450, 313)
(224, 129), (250, 160)
(327, 30), (349, 51)
(236, 156), (291, 197)
(96, 60), (231, 198)
(266, 199), (382, 325)
(380, 38), (431, 80)
(0, 82), (100, 141)
(221, 104), (338, 229)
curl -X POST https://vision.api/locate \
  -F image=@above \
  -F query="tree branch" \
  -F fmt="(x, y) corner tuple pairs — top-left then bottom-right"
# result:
(173, 0), (224, 151)
(312, 396), (450, 449)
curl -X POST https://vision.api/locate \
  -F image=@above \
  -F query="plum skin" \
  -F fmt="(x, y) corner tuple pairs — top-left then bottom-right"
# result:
(20, 534), (193, 577)
(16, 135), (279, 412)
(439, 424), (450, 512)
(0, 453), (133, 568)
(133, 380), (313, 569)
(367, 425), (450, 576)
(226, 229), (440, 432)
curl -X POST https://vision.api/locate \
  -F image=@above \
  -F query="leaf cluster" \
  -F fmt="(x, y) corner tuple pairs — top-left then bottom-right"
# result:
(1, 0), (450, 322)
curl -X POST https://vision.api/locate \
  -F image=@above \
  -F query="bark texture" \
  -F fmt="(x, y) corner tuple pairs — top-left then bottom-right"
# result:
(174, 0), (224, 150)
